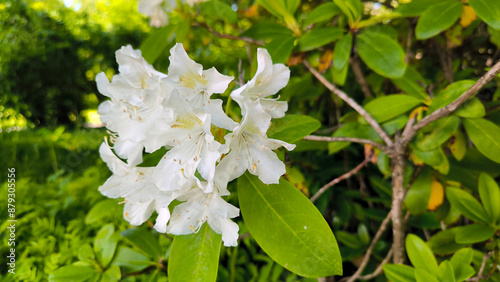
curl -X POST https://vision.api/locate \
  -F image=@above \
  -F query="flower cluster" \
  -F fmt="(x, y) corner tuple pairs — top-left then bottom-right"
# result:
(96, 43), (294, 246)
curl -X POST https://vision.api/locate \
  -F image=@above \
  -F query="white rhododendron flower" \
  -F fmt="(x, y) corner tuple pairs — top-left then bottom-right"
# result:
(231, 48), (290, 118)
(96, 43), (292, 246)
(138, 0), (176, 28)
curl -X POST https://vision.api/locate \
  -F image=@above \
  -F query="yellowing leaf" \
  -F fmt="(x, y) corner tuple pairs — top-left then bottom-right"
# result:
(428, 178), (444, 211)
(445, 24), (462, 49)
(319, 49), (333, 72)
(243, 4), (259, 18)
(460, 5), (477, 28)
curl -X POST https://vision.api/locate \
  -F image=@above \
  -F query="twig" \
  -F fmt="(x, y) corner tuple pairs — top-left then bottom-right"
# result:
(390, 151), (406, 264)
(303, 135), (388, 153)
(400, 60), (500, 147)
(192, 22), (265, 46)
(350, 56), (373, 98)
(310, 157), (371, 203)
(314, 124), (344, 135)
(433, 39), (454, 83)
(468, 252), (493, 282)
(404, 22), (413, 64)
(358, 247), (394, 280)
(346, 211), (392, 282)
(304, 60), (394, 146)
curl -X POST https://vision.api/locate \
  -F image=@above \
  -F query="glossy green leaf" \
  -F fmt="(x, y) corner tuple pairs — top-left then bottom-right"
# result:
(140, 25), (175, 64)
(333, 33), (352, 71)
(94, 224), (118, 267)
(265, 34), (295, 64)
(454, 224), (495, 244)
(333, 0), (361, 23)
(364, 95), (420, 123)
(200, 0), (237, 23)
(478, 173), (500, 224)
(168, 224), (222, 282)
(121, 227), (163, 260)
(101, 265), (121, 282)
(85, 199), (120, 224)
(298, 27), (344, 51)
(446, 187), (489, 223)
(437, 261), (455, 282)
(238, 173), (342, 277)
(382, 115), (409, 135)
(455, 98), (486, 118)
(469, 0), (500, 30)
(429, 80), (475, 113)
(256, 0), (289, 19)
(241, 21), (293, 40)
(267, 114), (321, 143)
(416, 1), (463, 39)
(416, 116), (460, 151)
(383, 264), (416, 282)
(48, 265), (99, 282)
(404, 167), (431, 215)
(415, 269), (439, 282)
(464, 118), (500, 163)
(406, 234), (438, 274)
(356, 32), (407, 78)
(450, 248), (475, 281)
(412, 146), (449, 175)
(392, 66), (429, 100)
(357, 224), (370, 245)
(394, 0), (442, 17)
(304, 2), (341, 26)
(333, 60), (349, 86)
(428, 229), (467, 255)
(112, 246), (152, 274)
(78, 244), (95, 262)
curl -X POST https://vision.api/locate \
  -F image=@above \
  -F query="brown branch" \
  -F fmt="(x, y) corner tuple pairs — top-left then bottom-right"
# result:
(345, 211), (392, 282)
(400, 60), (500, 147)
(467, 252), (493, 282)
(192, 22), (265, 46)
(314, 124), (344, 135)
(304, 60), (393, 146)
(350, 56), (373, 98)
(358, 247), (394, 280)
(310, 157), (370, 203)
(390, 151), (406, 264)
(303, 135), (389, 153)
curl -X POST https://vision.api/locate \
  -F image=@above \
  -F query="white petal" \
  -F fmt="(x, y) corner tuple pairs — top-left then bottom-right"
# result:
(124, 200), (155, 226)
(99, 142), (129, 175)
(202, 67), (234, 94)
(98, 175), (123, 198)
(258, 99), (288, 118)
(153, 207), (171, 233)
(138, 0), (164, 16)
(205, 99), (238, 130)
(168, 43), (203, 84)
(207, 217), (239, 247)
(249, 143), (286, 184)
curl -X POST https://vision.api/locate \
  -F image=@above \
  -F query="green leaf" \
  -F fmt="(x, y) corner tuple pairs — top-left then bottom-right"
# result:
(112, 246), (152, 274)
(267, 114), (321, 143)
(394, 0), (441, 17)
(140, 25), (176, 64)
(101, 265), (121, 282)
(412, 146), (449, 175)
(298, 27), (344, 51)
(336, 231), (363, 249)
(464, 118), (500, 163)
(383, 115), (409, 135)
(429, 80), (475, 113)
(415, 1), (463, 40)
(416, 116), (460, 151)
(449, 129), (467, 161)
(200, 0), (237, 23)
(455, 98), (486, 118)
(406, 234), (438, 274)
(415, 269), (439, 282)
(238, 173), (342, 277)
(241, 21), (293, 40)
(48, 265), (99, 282)
(450, 248), (475, 282)
(404, 167), (432, 215)
(469, 0), (500, 30)
(428, 229), (467, 255)
(94, 224), (118, 267)
(333, 0), (361, 24)
(478, 173), (500, 224)
(356, 32), (407, 78)
(454, 224), (495, 244)
(364, 95), (421, 123)
(78, 244), (95, 262)
(392, 66), (429, 100)
(357, 224), (370, 246)
(333, 60), (349, 86)
(446, 187), (489, 223)
(168, 224), (222, 282)
(383, 264), (417, 282)
(328, 122), (376, 154)
(333, 33), (352, 71)
(121, 227), (163, 260)
(85, 199), (119, 224)
(304, 2), (341, 26)
(265, 34), (295, 64)
(256, 0), (289, 19)
(437, 261), (455, 282)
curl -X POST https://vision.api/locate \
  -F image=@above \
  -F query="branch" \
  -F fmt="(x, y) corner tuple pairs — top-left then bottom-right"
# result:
(350, 56), (373, 98)
(303, 135), (388, 153)
(358, 247), (394, 280)
(192, 22), (265, 46)
(346, 211), (392, 282)
(310, 157), (371, 203)
(303, 60), (394, 146)
(401, 60), (500, 146)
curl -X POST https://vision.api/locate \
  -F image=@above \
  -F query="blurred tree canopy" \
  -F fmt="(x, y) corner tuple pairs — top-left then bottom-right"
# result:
(0, 0), (149, 128)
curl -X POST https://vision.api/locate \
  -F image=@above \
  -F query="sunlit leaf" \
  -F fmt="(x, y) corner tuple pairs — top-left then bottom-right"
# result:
(464, 118), (500, 163)
(267, 114), (321, 143)
(415, 1), (463, 40)
(469, 0), (500, 30)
